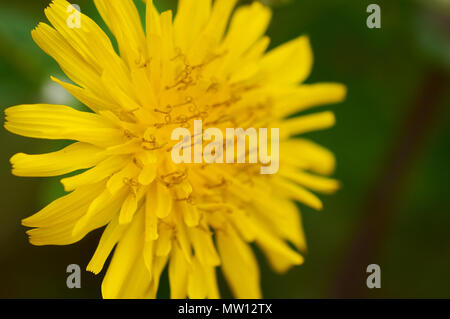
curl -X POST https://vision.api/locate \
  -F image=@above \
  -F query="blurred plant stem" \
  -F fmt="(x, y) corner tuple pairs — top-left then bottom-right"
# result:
(330, 67), (449, 298)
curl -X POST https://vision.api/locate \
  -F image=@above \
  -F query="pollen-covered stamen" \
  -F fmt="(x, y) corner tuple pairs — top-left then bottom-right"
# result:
(159, 169), (189, 187)
(134, 53), (151, 69)
(166, 96), (194, 111)
(123, 176), (139, 191)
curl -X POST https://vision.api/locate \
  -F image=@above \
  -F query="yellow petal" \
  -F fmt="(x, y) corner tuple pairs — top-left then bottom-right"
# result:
(145, 256), (169, 299)
(22, 182), (101, 228)
(146, 182), (173, 219)
(251, 217), (304, 273)
(202, 0), (238, 43)
(272, 177), (323, 210)
(118, 254), (152, 299)
(94, 0), (147, 67)
(27, 183), (117, 246)
(106, 161), (139, 195)
(160, 10), (176, 86)
(145, 190), (159, 241)
(261, 35), (313, 84)
(280, 138), (336, 175)
(119, 192), (138, 224)
(45, 0), (116, 70)
(227, 208), (257, 242)
(4, 104), (124, 147)
(61, 155), (128, 191)
(273, 83), (347, 117)
(189, 226), (221, 266)
(219, 2), (271, 72)
(155, 223), (173, 257)
(190, 0), (238, 61)
(169, 244), (189, 299)
(31, 23), (106, 97)
(87, 215), (126, 275)
(279, 167), (340, 194)
(230, 36), (270, 84)
(11, 142), (105, 177)
(253, 199), (307, 252)
(187, 258), (208, 299)
(101, 70), (142, 113)
(279, 111), (336, 138)
(51, 76), (118, 112)
(146, 0), (161, 37)
(174, 0), (211, 51)
(179, 202), (200, 227)
(72, 187), (127, 236)
(102, 209), (144, 299)
(143, 240), (154, 274)
(217, 226), (261, 299)
(46, 0), (135, 103)
(204, 264), (220, 299)
(138, 164), (157, 186)
(174, 210), (192, 263)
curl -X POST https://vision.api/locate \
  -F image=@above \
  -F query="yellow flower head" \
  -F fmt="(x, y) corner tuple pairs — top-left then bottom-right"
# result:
(4, 0), (346, 298)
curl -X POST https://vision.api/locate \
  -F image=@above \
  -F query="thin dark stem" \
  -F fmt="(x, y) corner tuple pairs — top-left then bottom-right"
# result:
(330, 68), (449, 298)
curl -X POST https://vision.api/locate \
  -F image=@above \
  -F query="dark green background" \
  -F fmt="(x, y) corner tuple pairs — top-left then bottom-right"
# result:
(0, 0), (449, 298)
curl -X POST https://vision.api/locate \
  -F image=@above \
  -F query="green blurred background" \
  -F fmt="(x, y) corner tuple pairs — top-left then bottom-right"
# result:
(0, 0), (449, 298)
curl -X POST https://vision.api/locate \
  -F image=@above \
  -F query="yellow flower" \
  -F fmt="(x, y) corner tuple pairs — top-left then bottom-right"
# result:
(4, 0), (346, 298)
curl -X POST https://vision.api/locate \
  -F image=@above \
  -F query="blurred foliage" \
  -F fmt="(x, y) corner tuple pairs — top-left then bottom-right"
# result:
(0, 0), (449, 298)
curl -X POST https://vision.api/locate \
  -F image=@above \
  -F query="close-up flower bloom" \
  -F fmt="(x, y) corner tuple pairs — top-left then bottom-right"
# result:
(4, 0), (346, 298)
